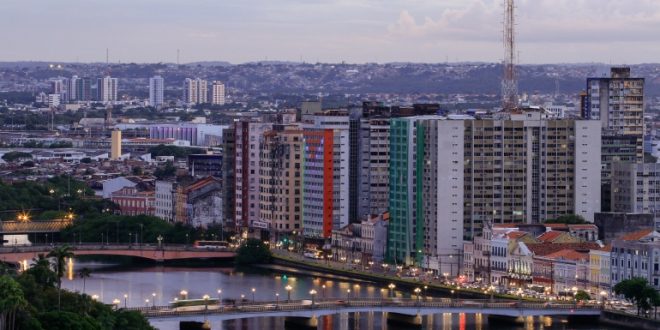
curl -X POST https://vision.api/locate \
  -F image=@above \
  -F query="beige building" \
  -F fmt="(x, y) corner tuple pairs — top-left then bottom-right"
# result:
(210, 81), (226, 105)
(259, 128), (303, 235)
(183, 78), (208, 105)
(110, 130), (122, 160)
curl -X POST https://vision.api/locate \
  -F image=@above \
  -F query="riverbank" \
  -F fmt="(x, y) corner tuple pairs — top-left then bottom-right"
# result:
(600, 310), (660, 330)
(272, 252), (522, 300)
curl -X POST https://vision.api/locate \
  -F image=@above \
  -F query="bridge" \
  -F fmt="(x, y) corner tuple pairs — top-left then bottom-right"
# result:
(0, 219), (72, 234)
(129, 298), (602, 320)
(0, 244), (235, 264)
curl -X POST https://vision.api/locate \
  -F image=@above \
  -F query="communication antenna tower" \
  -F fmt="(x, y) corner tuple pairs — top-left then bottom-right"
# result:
(501, 0), (518, 110)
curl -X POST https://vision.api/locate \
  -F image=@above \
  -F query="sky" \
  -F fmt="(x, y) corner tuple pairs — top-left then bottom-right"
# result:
(1, 0), (660, 64)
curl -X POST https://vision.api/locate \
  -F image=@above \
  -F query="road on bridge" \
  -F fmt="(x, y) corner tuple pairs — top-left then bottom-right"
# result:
(0, 244), (236, 264)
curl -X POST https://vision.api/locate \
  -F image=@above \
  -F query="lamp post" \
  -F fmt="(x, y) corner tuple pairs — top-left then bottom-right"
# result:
(251, 288), (256, 302)
(202, 294), (211, 311)
(346, 289), (351, 303)
(112, 299), (120, 310)
(285, 285), (292, 302)
(321, 285), (326, 299)
(388, 283), (396, 299)
(414, 288), (421, 305)
(129, 233), (132, 246)
(275, 293), (279, 306)
(123, 294), (128, 308)
(240, 294), (245, 306)
(157, 235), (163, 249)
(145, 299), (149, 307)
(152, 293), (156, 307)
(310, 289), (317, 307)
(424, 285), (428, 300)
(600, 290), (607, 308)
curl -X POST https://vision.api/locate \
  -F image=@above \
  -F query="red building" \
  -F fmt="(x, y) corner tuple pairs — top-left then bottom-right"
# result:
(111, 186), (155, 216)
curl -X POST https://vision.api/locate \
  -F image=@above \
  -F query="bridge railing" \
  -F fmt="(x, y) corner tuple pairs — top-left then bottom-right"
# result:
(0, 243), (236, 254)
(129, 297), (602, 317)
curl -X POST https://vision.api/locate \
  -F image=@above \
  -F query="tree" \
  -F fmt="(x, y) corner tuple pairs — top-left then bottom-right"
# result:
(614, 277), (658, 315)
(236, 238), (272, 265)
(47, 245), (75, 310)
(78, 268), (91, 296)
(1, 151), (32, 162)
(26, 254), (57, 287)
(574, 290), (591, 302)
(544, 214), (588, 224)
(0, 275), (28, 330)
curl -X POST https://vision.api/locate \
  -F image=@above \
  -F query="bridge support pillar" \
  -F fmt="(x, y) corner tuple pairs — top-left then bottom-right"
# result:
(386, 312), (422, 328)
(284, 316), (317, 329)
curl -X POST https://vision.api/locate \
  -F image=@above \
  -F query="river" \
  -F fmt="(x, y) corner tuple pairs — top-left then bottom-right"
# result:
(62, 259), (617, 330)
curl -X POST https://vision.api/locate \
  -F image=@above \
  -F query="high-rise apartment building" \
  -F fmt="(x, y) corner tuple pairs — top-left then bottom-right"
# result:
(234, 120), (272, 229)
(357, 117), (390, 220)
(210, 81), (226, 105)
(222, 128), (236, 227)
(302, 111), (351, 238)
(387, 116), (437, 265)
(183, 78), (208, 105)
(259, 129), (304, 235)
(387, 110), (601, 274)
(149, 75), (165, 107)
(66, 76), (78, 102)
(612, 162), (660, 228)
(75, 77), (92, 101)
(97, 76), (118, 103)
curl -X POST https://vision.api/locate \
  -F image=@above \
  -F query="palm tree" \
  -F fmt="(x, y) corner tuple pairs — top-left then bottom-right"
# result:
(78, 267), (91, 295)
(47, 245), (75, 310)
(0, 276), (27, 330)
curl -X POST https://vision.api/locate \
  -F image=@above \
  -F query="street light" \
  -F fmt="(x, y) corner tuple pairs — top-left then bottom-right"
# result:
(275, 293), (279, 306)
(414, 288), (421, 305)
(217, 289), (223, 310)
(92, 294), (99, 301)
(310, 289), (317, 307)
(600, 290), (607, 306)
(388, 283), (396, 298)
(240, 294), (245, 305)
(321, 284), (326, 299)
(285, 285), (292, 302)
(424, 285), (428, 300)
(123, 294), (128, 308)
(203, 294), (210, 311)
(112, 299), (120, 309)
(152, 293), (156, 307)
(251, 288), (256, 302)
(346, 289), (351, 302)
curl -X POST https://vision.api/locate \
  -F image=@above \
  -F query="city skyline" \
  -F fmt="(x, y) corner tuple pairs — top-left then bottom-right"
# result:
(2, 0), (660, 64)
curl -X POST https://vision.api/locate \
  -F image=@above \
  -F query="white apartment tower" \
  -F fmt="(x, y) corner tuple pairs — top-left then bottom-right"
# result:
(183, 78), (208, 105)
(97, 76), (118, 103)
(149, 75), (165, 108)
(211, 81), (226, 105)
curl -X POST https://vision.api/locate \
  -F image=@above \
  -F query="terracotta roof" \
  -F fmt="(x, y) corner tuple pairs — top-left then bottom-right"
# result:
(537, 231), (564, 242)
(526, 242), (600, 256)
(506, 231), (528, 240)
(619, 229), (654, 241)
(545, 223), (568, 229)
(544, 249), (588, 261)
(184, 176), (220, 193)
(568, 224), (598, 230)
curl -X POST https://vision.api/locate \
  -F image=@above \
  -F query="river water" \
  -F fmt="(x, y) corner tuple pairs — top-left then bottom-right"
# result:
(62, 260), (617, 330)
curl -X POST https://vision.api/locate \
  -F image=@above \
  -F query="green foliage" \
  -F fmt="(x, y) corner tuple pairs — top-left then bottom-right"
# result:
(2, 151), (32, 162)
(148, 145), (204, 159)
(153, 161), (176, 179)
(132, 166), (143, 176)
(614, 277), (660, 315)
(236, 238), (272, 265)
(80, 157), (92, 164)
(574, 290), (590, 301)
(6, 258), (155, 329)
(0, 275), (27, 311)
(38, 311), (101, 330)
(60, 214), (230, 245)
(544, 214), (588, 224)
(0, 176), (106, 220)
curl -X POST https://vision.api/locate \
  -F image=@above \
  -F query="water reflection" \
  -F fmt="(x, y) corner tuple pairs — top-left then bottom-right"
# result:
(63, 260), (616, 330)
